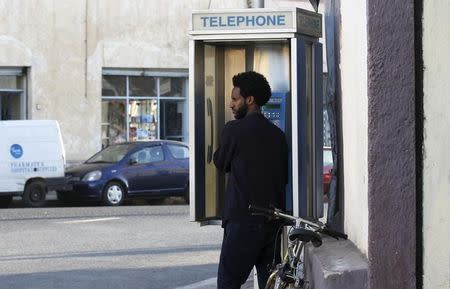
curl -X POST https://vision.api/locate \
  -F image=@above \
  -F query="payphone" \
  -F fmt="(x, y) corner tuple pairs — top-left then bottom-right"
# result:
(189, 8), (323, 224)
(261, 92), (288, 132)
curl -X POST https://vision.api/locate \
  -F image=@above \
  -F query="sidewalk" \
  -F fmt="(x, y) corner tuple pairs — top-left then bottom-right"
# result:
(174, 274), (254, 289)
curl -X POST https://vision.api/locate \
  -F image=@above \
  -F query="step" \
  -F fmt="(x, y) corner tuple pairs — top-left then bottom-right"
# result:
(305, 236), (368, 289)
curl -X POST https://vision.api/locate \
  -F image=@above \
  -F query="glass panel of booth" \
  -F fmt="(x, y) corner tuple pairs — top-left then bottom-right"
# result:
(203, 44), (222, 219)
(305, 42), (314, 216)
(195, 41), (292, 222)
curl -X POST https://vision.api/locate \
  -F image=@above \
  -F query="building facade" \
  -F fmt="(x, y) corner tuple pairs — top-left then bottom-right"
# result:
(336, 0), (449, 288)
(1, 0), (448, 289)
(0, 0), (227, 161)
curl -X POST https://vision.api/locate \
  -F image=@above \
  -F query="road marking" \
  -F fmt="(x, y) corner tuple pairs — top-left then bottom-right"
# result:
(58, 217), (121, 224)
(173, 277), (216, 289)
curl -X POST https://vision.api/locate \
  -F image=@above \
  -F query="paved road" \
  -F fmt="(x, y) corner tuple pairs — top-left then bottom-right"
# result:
(0, 199), (246, 289)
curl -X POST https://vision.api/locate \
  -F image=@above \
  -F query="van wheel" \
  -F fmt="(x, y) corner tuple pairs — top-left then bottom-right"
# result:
(102, 181), (125, 206)
(0, 196), (12, 208)
(23, 180), (47, 207)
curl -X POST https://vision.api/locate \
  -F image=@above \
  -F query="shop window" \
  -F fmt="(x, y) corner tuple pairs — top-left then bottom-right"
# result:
(160, 77), (187, 97)
(129, 76), (157, 96)
(160, 100), (184, 141)
(101, 100), (127, 147)
(0, 68), (27, 120)
(101, 69), (188, 147)
(129, 99), (158, 142)
(102, 76), (126, 96)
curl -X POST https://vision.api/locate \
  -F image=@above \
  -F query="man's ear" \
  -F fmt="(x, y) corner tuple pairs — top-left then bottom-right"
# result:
(246, 95), (256, 105)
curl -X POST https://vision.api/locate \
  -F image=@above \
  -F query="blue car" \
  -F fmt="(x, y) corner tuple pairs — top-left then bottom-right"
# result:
(58, 140), (189, 206)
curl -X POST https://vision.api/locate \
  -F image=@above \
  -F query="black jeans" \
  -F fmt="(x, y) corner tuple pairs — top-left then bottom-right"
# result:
(217, 221), (281, 289)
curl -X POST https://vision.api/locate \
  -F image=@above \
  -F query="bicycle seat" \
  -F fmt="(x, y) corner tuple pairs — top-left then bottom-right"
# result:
(289, 228), (322, 247)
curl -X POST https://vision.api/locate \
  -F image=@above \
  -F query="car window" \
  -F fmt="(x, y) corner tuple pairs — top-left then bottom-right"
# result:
(130, 146), (164, 164)
(86, 144), (135, 163)
(167, 144), (189, 159)
(323, 148), (333, 166)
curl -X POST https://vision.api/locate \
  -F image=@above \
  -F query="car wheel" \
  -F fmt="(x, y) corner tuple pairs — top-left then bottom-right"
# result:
(183, 182), (190, 204)
(23, 180), (47, 207)
(103, 181), (125, 206)
(0, 196), (12, 208)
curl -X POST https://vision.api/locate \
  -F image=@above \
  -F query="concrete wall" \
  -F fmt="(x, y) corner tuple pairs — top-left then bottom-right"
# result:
(0, 0), (88, 160)
(422, 1), (450, 288)
(84, 0), (202, 160)
(339, 0), (368, 255)
(0, 0), (248, 161)
(366, 0), (417, 287)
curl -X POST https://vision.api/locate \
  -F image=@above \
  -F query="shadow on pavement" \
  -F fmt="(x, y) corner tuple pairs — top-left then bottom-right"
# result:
(8, 192), (187, 209)
(0, 264), (219, 289)
(0, 245), (221, 262)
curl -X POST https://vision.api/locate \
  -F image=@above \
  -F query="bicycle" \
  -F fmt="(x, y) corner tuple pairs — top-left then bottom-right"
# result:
(248, 205), (348, 289)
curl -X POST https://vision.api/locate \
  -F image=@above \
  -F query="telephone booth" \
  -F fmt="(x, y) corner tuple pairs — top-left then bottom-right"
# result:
(188, 8), (324, 224)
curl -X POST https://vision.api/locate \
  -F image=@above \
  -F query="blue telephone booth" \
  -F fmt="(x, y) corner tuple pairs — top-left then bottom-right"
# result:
(188, 8), (323, 224)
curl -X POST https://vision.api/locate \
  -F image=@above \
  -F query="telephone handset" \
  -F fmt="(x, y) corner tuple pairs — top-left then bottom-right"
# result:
(206, 98), (214, 164)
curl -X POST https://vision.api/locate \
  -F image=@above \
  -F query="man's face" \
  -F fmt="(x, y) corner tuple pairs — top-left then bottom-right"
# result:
(230, 87), (248, 119)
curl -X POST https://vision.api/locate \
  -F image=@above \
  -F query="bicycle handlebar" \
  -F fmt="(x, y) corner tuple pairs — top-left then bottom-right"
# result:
(248, 205), (348, 240)
(248, 205), (321, 228)
(248, 205), (277, 217)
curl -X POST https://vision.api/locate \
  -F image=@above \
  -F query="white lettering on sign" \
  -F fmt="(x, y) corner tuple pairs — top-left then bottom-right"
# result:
(191, 9), (322, 37)
(192, 11), (294, 31)
(199, 14), (286, 28)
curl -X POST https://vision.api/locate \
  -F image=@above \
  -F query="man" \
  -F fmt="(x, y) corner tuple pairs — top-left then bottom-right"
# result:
(214, 71), (288, 289)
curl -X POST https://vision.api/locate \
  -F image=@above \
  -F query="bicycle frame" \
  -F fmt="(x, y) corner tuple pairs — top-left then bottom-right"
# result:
(255, 209), (323, 289)
(266, 232), (307, 288)
(249, 205), (347, 289)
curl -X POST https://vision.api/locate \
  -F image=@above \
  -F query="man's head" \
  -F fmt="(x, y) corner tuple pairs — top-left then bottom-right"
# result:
(230, 71), (272, 119)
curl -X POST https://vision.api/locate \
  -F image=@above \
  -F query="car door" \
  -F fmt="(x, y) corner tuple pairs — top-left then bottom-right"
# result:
(163, 143), (189, 191)
(123, 145), (164, 194)
(135, 145), (169, 195)
(123, 147), (153, 194)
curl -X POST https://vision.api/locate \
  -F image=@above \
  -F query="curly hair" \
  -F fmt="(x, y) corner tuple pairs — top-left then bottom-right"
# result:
(232, 71), (272, 106)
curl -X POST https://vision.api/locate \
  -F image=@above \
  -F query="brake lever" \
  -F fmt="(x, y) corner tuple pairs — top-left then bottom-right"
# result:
(317, 228), (339, 240)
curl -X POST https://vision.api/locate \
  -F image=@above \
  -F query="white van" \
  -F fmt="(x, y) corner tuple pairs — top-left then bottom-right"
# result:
(0, 120), (68, 207)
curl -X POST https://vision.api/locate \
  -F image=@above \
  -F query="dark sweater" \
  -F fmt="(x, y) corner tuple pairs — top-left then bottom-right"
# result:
(213, 112), (288, 224)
